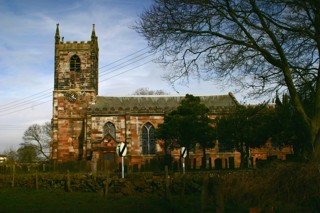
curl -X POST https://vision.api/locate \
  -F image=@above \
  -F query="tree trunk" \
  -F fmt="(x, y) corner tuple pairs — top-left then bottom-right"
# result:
(298, 116), (320, 160)
(312, 127), (320, 161)
(245, 144), (250, 168)
(240, 151), (245, 169)
(239, 142), (248, 169)
(281, 65), (320, 160)
(202, 146), (207, 169)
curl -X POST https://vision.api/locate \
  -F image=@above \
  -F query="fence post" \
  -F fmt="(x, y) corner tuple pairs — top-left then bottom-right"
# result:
(181, 173), (186, 199)
(165, 166), (171, 200)
(35, 170), (39, 190)
(103, 170), (110, 197)
(11, 164), (15, 188)
(66, 170), (72, 192)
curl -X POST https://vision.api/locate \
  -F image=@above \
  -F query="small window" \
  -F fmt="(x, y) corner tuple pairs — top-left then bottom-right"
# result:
(104, 122), (116, 139)
(142, 122), (156, 154)
(70, 55), (80, 72)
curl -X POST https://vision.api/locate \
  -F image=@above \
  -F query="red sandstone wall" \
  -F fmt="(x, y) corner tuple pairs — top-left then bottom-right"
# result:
(51, 38), (98, 163)
(52, 91), (95, 162)
(87, 114), (243, 169)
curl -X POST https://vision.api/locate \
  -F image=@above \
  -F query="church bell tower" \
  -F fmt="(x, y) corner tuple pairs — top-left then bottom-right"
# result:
(51, 24), (99, 162)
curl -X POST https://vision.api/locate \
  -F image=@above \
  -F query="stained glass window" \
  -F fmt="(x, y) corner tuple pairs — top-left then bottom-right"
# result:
(142, 122), (156, 154)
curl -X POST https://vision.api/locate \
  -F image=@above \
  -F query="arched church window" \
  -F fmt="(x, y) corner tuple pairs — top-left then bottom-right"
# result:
(70, 55), (81, 72)
(103, 122), (116, 139)
(142, 122), (156, 154)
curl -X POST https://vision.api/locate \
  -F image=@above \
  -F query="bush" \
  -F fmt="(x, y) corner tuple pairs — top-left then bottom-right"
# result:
(0, 162), (319, 212)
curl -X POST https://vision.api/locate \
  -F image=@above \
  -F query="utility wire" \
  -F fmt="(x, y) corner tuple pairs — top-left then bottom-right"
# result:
(99, 46), (149, 70)
(99, 52), (153, 77)
(0, 47), (155, 116)
(0, 56), (152, 116)
(0, 47), (150, 111)
(0, 88), (52, 108)
(100, 60), (153, 82)
(0, 47), (151, 110)
(99, 49), (152, 76)
(0, 93), (52, 113)
(0, 100), (52, 117)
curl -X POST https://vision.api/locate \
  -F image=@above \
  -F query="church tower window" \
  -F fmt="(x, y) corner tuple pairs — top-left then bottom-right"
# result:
(103, 122), (116, 139)
(70, 55), (81, 72)
(142, 122), (156, 154)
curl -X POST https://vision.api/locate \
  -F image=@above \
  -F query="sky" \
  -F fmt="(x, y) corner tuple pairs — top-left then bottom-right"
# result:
(0, 0), (261, 153)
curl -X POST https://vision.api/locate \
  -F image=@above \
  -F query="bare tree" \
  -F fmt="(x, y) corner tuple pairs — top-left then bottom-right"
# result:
(131, 87), (169, 95)
(22, 122), (51, 160)
(2, 147), (18, 163)
(135, 0), (320, 158)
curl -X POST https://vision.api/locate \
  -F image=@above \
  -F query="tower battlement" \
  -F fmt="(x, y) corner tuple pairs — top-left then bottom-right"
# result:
(56, 40), (93, 50)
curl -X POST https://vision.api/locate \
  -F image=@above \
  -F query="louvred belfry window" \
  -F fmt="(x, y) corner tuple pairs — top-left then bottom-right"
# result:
(142, 122), (156, 154)
(70, 55), (81, 72)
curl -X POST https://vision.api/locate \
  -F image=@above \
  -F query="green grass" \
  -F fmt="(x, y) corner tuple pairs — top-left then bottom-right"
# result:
(0, 189), (200, 213)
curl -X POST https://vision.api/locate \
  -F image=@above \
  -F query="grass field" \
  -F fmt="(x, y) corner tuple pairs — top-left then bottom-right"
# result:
(0, 189), (201, 213)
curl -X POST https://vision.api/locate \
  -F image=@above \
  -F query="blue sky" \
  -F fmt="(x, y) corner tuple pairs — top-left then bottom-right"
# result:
(0, 0), (250, 152)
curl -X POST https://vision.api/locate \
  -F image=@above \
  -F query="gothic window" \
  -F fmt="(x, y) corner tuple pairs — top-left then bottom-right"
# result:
(103, 122), (116, 139)
(142, 122), (156, 154)
(70, 55), (81, 72)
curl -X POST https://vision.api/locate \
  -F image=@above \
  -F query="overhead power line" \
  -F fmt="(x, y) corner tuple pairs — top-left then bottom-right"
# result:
(99, 46), (149, 70)
(0, 88), (52, 108)
(99, 49), (153, 77)
(100, 60), (153, 82)
(0, 47), (155, 116)
(0, 100), (52, 116)
(0, 93), (52, 113)
(99, 51), (153, 77)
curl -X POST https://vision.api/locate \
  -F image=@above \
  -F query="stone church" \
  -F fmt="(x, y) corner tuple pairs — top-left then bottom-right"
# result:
(50, 24), (244, 171)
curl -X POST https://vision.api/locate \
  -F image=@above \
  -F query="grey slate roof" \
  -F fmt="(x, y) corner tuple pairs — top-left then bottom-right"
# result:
(88, 93), (238, 115)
